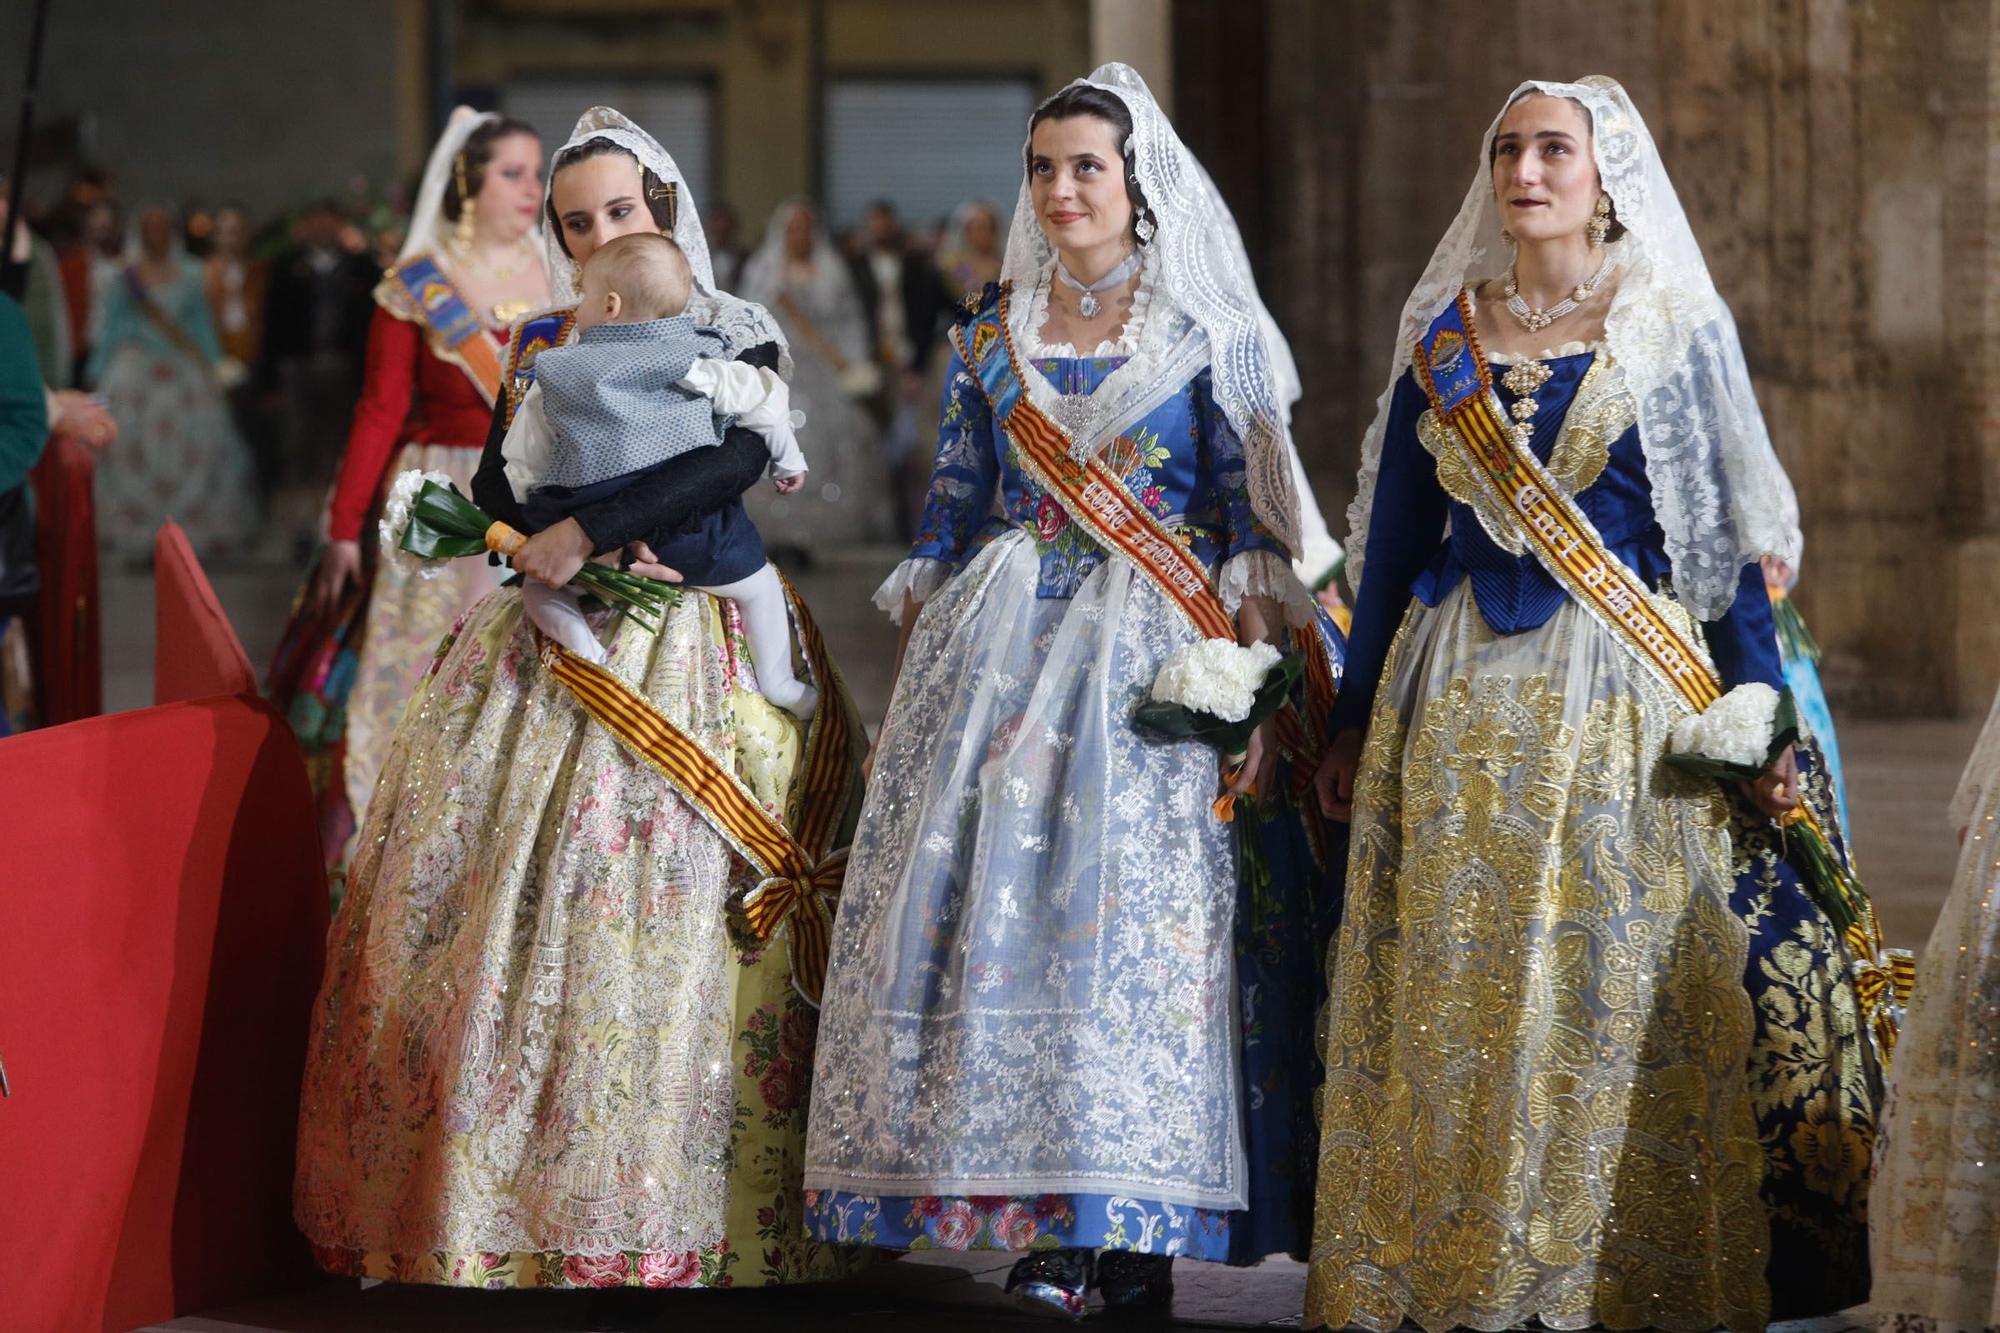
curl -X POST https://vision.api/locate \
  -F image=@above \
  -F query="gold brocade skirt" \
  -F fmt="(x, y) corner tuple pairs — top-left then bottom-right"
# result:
(1306, 582), (1770, 1333)
(295, 587), (862, 1289)
(341, 442), (506, 854)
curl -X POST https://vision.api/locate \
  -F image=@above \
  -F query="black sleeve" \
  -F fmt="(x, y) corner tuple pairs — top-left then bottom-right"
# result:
(254, 260), (297, 392)
(471, 393), (527, 531)
(907, 257), (949, 371)
(564, 340), (782, 555)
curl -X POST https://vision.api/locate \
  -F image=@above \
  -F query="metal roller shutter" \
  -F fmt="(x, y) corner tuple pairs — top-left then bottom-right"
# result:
(502, 79), (715, 214)
(824, 78), (1036, 234)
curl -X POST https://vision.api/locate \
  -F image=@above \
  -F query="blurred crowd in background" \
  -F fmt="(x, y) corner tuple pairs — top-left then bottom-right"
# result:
(4, 160), (1012, 565)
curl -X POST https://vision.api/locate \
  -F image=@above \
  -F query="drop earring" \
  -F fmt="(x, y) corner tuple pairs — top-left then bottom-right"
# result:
(1587, 194), (1612, 247)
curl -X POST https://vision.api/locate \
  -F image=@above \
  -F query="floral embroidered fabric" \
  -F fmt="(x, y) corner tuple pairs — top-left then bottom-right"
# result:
(295, 589), (864, 1289)
(1306, 585), (1772, 1333)
(807, 348), (1340, 1243)
(882, 348), (1285, 608)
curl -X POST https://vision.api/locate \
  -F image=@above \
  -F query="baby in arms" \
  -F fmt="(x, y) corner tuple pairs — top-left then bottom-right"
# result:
(503, 232), (816, 719)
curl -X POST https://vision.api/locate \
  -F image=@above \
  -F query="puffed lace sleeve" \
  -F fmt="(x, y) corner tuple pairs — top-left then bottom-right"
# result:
(874, 341), (1000, 625)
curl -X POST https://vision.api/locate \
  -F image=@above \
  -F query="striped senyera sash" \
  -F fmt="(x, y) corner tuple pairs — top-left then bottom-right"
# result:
(539, 574), (858, 1005)
(953, 285), (1337, 842)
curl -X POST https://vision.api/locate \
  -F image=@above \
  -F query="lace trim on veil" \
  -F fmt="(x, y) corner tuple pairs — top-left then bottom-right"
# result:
(541, 107), (790, 374)
(1344, 77), (1800, 620)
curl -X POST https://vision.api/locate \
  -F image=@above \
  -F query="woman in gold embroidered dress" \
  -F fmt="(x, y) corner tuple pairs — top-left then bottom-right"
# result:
(1307, 78), (1878, 1331)
(292, 107), (866, 1293)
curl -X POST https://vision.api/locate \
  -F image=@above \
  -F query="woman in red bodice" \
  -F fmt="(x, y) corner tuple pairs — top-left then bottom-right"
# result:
(268, 108), (548, 879)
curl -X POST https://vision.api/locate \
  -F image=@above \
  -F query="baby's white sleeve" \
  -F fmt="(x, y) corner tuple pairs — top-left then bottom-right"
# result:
(500, 383), (552, 503)
(680, 359), (809, 477)
(681, 357), (763, 413)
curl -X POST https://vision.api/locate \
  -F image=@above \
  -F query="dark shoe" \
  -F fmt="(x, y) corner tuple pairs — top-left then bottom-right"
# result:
(1096, 1250), (1173, 1317)
(1005, 1246), (1092, 1321)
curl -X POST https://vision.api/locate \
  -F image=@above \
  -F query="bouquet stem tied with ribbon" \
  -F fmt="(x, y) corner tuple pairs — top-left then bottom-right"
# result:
(1132, 639), (1302, 823)
(1664, 684), (1867, 935)
(395, 477), (680, 633)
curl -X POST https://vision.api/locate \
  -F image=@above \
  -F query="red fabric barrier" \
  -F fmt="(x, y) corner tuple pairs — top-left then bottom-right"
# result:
(153, 521), (255, 706)
(30, 433), (102, 724)
(0, 693), (327, 1328)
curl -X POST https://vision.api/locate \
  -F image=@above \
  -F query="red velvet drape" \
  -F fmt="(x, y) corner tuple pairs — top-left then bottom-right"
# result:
(0, 524), (327, 1331)
(30, 433), (102, 724)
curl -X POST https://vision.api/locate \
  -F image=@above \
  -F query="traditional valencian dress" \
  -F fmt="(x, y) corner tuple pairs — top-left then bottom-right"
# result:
(1305, 77), (1903, 1333)
(266, 110), (530, 876)
(87, 248), (255, 563)
(737, 203), (895, 552)
(1871, 687), (2000, 1333)
(293, 106), (866, 1292)
(804, 63), (1343, 1271)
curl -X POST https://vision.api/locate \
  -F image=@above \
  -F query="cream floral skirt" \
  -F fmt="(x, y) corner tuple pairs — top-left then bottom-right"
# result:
(296, 586), (862, 1289)
(341, 443), (506, 851)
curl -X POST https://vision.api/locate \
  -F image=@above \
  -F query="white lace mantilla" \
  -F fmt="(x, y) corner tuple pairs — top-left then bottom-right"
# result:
(998, 62), (1304, 562)
(541, 107), (789, 375)
(1346, 77), (1801, 620)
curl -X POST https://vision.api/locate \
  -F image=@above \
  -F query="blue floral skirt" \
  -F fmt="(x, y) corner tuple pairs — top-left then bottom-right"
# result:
(804, 789), (1343, 1263)
(803, 536), (1346, 1264)
(1731, 739), (1880, 1319)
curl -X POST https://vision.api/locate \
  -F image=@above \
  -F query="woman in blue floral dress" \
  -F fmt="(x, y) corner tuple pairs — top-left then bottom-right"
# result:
(802, 65), (1342, 1320)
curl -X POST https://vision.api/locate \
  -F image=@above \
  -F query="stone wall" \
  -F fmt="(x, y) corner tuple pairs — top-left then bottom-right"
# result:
(1177, 0), (2000, 715)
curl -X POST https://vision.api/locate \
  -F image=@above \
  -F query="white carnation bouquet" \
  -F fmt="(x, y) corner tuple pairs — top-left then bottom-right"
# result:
(378, 467), (459, 581)
(1133, 636), (1300, 784)
(1665, 682), (1868, 934)
(1666, 682), (1788, 771)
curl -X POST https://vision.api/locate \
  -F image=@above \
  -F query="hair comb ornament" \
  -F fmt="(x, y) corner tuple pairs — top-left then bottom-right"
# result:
(647, 180), (679, 231)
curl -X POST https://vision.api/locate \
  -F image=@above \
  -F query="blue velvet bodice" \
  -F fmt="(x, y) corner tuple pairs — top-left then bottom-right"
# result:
(906, 346), (1285, 597)
(1330, 350), (1782, 732)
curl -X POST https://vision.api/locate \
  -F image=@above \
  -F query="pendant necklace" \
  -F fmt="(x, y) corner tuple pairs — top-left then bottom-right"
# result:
(1055, 249), (1142, 319)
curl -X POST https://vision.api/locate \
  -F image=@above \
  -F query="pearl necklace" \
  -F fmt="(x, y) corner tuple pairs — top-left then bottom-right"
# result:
(1503, 250), (1614, 333)
(1055, 249), (1142, 319)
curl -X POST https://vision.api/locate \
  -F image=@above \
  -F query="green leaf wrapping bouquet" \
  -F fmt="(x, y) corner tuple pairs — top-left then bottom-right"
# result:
(381, 471), (681, 633)
(1132, 637), (1302, 760)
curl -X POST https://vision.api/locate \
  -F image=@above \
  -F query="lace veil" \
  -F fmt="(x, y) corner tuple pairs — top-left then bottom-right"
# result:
(396, 106), (517, 268)
(738, 202), (859, 325)
(1345, 76), (1800, 619)
(1000, 62), (1305, 562)
(541, 106), (787, 367)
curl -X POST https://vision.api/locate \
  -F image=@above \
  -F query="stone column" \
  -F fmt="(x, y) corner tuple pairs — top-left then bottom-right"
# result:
(1943, 0), (2000, 712)
(1093, 0), (1173, 110)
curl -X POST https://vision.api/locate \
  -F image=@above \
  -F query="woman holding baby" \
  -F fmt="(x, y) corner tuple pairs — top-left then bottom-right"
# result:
(293, 107), (868, 1292)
